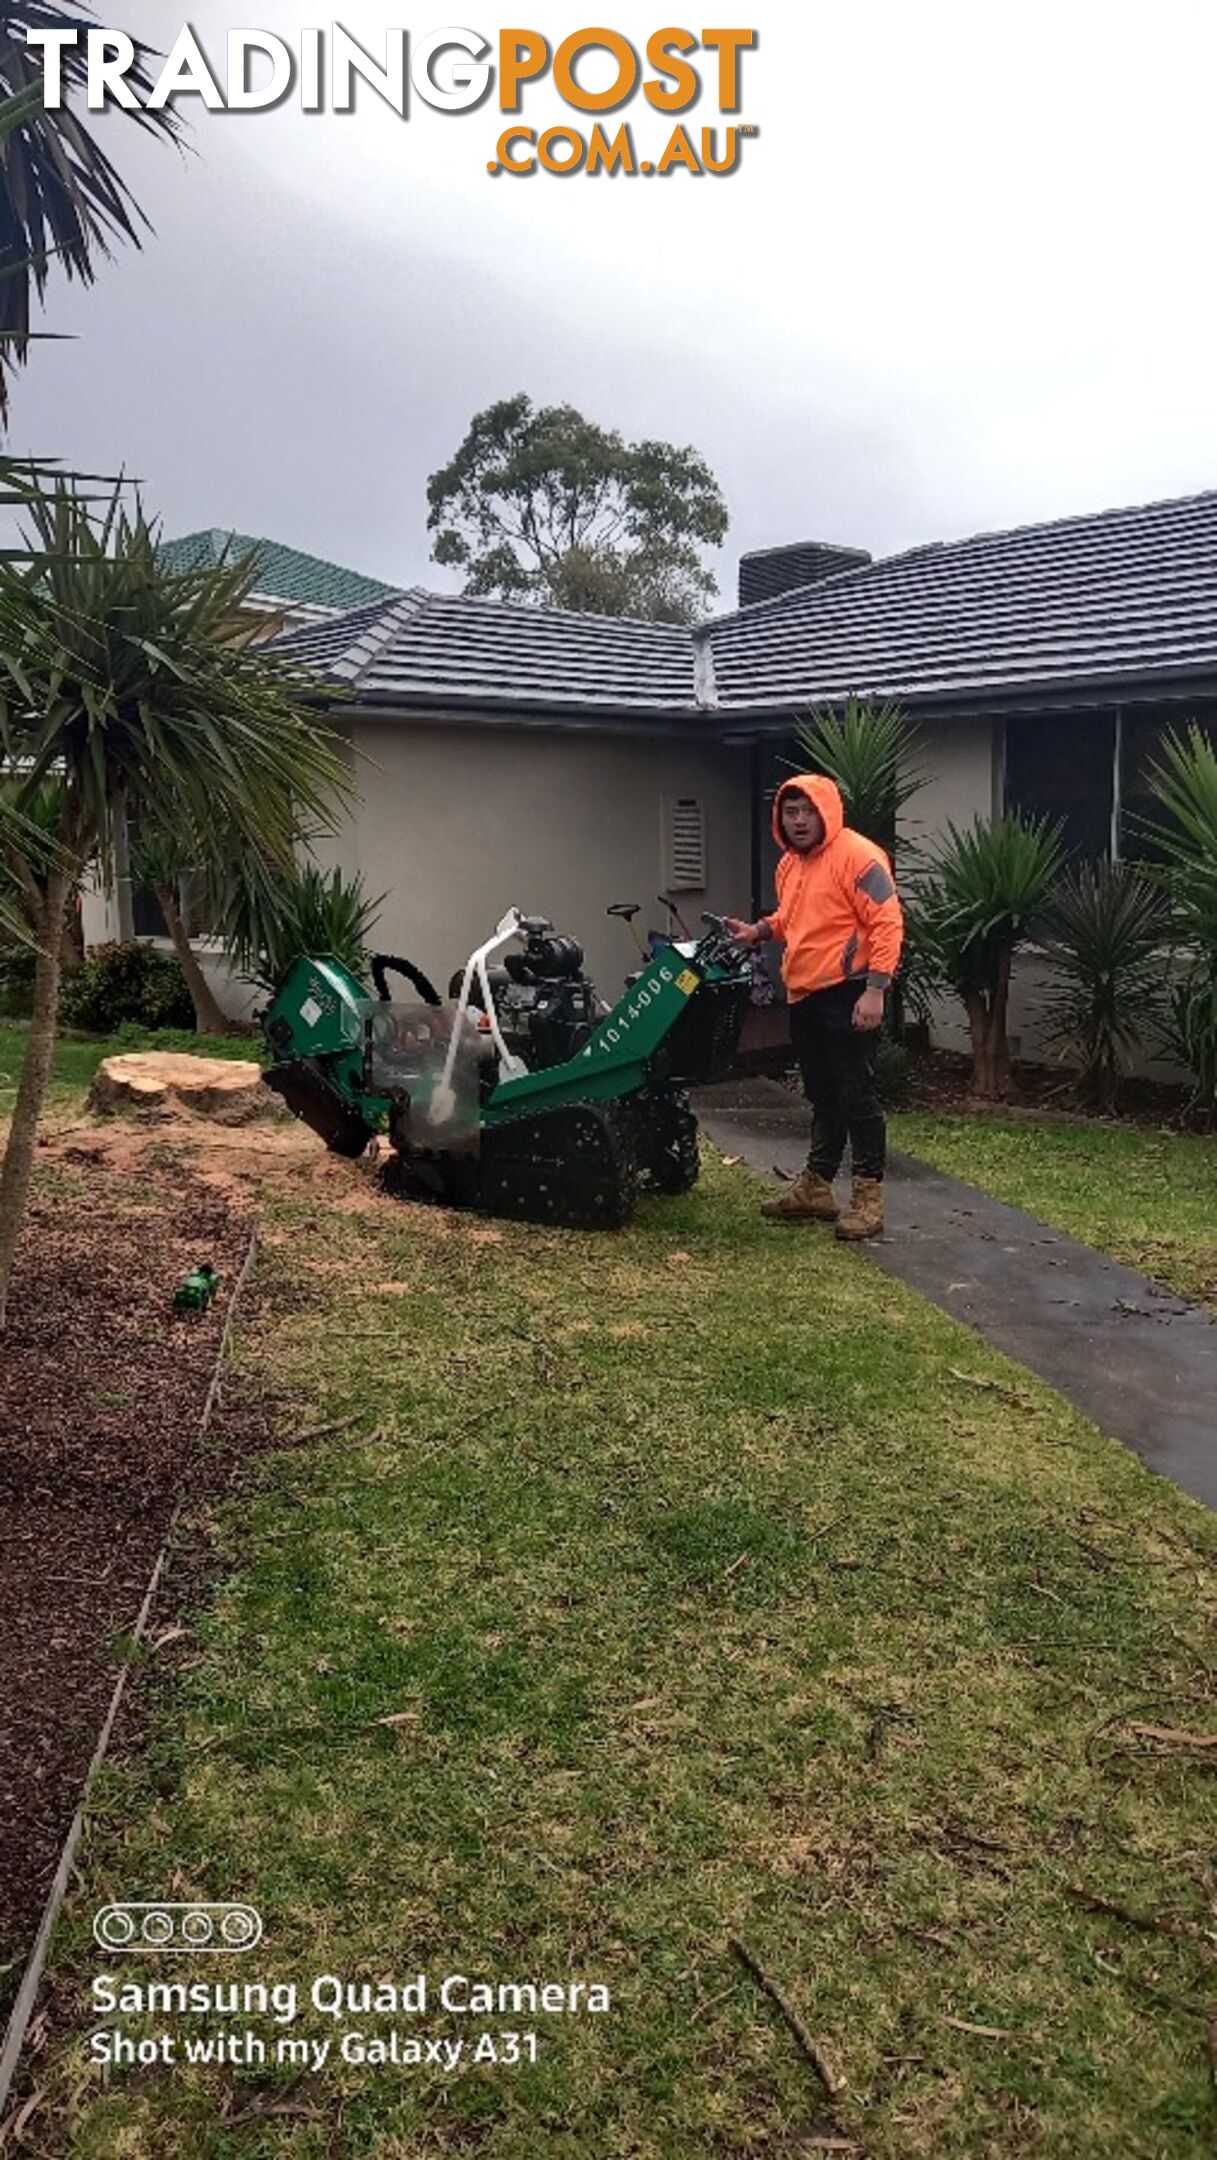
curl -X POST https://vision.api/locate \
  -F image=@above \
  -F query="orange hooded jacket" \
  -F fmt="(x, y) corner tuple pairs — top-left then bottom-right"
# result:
(763, 774), (904, 1002)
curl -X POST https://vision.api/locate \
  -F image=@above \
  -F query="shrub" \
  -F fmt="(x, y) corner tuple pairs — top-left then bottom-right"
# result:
(1041, 861), (1168, 1111)
(918, 813), (1065, 1098)
(792, 696), (925, 864)
(1141, 725), (1217, 1120)
(872, 1031), (913, 1107)
(218, 861), (383, 993)
(0, 939), (35, 1018)
(60, 941), (195, 1034)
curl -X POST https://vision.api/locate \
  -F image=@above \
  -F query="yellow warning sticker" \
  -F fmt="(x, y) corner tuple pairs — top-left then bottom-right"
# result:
(675, 969), (699, 996)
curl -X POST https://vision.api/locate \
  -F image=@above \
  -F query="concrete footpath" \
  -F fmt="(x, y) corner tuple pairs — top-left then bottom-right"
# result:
(694, 1078), (1217, 1512)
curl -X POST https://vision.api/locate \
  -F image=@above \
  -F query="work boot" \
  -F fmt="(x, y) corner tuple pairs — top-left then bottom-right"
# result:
(834, 1175), (884, 1241)
(760, 1168), (839, 1223)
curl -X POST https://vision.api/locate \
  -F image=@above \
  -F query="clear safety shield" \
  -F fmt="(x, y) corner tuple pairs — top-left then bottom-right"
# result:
(361, 1002), (483, 1148)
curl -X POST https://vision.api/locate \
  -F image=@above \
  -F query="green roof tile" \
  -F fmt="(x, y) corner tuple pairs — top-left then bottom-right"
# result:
(157, 529), (397, 612)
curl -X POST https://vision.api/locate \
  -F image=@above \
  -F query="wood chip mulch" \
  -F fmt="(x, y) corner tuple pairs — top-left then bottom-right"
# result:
(0, 1145), (256, 2016)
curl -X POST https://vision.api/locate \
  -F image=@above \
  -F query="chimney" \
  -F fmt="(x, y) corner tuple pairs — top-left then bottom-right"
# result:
(738, 541), (871, 609)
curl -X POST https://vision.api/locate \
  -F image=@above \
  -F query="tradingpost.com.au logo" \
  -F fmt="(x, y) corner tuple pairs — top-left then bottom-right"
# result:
(28, 23), (759, 179)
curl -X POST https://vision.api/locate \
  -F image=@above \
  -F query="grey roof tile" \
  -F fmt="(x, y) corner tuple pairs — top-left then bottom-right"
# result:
(271, 590), (697, 712)
(704, 489), (1217, 710)
(267, 488), (1217, 723)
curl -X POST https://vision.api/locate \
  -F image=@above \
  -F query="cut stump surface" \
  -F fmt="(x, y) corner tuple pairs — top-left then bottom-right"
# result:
(88, 1052), (273, 1124)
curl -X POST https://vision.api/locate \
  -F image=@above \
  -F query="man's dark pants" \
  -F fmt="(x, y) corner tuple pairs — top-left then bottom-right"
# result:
(788, 981), (886, 1182)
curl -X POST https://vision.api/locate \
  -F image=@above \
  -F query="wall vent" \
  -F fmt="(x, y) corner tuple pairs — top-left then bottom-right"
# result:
(662, 795), (707, 893)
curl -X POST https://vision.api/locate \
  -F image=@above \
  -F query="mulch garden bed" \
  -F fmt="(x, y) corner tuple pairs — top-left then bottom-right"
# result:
(0, 1144), (258, 2021)
(902, 1047), (1197, 1127)
(766, 1042), (1197, 1129)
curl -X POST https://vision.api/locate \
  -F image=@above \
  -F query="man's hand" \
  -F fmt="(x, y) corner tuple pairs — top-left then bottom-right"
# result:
(853, 986), (885, 1031)
(722, 916), (761, 947)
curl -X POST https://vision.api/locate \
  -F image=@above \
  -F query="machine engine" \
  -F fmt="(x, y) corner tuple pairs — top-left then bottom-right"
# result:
(479, 916), (601, 1074)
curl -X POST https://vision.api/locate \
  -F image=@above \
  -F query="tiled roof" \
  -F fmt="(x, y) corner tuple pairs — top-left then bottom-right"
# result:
(158, 530), (397, 613)
(272, 588), (697, 713)
(266, 488), (1217, 724)
(703, 489), (1217, 712)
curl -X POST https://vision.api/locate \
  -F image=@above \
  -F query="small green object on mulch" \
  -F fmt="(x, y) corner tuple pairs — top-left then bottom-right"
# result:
(173, 1263), (220, 1312)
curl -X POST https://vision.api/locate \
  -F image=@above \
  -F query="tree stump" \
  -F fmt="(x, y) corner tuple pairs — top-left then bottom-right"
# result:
(87, 1053), (275, 1125)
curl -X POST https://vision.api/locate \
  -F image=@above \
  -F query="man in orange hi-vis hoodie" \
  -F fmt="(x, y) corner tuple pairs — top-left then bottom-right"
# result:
(724, 773), (904, 1240)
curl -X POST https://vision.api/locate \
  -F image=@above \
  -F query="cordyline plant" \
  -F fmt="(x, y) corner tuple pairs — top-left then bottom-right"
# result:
(1141, 724), (1217, 1121)
(1041, 861), (1168, 1112)
(918, 813), (1065, 1099)
(0, 5), (182, 413)
(0, 484), (349, 1328)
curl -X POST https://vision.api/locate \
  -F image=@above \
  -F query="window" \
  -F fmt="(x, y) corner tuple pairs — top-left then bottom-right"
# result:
(662, 794), (707, 892)
(1004, 711), (1115, 861)
(1119, 708), (1217, 863)
(1004, 705), (1217, 863)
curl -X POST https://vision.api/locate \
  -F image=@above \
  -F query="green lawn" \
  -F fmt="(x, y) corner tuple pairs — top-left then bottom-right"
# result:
(27, 1149), (1217, 2159)
(0, 1019), (110, 1114)
(893, 1112), (1217, 1311)
(0, 1020), (260, 1122)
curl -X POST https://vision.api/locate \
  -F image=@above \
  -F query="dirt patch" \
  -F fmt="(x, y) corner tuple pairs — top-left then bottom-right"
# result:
(0, 1149), (256, 2018)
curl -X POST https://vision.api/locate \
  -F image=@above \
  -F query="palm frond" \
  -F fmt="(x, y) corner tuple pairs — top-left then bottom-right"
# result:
(0, 15), (184, 410)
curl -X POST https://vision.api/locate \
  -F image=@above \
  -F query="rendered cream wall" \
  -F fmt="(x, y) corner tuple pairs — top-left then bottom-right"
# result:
(347, 719), (753, 1001)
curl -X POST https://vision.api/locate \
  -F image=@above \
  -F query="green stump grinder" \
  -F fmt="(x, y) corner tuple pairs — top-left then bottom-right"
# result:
(261, 907), (751, 1230)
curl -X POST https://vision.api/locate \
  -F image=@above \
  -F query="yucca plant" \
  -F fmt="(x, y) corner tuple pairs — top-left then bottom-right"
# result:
(1040, 861), (1168, 1112)
(919, 813), (1065, 1098)
(0, 482), (350, 1327)
(218, 858), (383, 995)
(1140, 724), (1217, 1120)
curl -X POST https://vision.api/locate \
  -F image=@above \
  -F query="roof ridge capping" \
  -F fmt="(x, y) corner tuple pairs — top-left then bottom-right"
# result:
(422, 589), (697, 640)
(329, 588), (429, 684)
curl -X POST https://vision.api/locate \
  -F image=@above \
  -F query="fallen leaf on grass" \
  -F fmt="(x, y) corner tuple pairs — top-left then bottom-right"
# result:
(374, 1280), (415, 1296)
(944, 2016), (1017, 2039)
(721, 1154), (743, 1167)
(375, 1710), (422, 1729)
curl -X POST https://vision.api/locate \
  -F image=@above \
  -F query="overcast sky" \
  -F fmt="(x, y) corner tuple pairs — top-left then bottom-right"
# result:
(9, 1), (1217, 609)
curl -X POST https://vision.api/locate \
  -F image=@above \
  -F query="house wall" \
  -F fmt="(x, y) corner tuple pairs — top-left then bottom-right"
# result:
(84, 720), (752, 1017)
(347, 718), (753, 1000)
